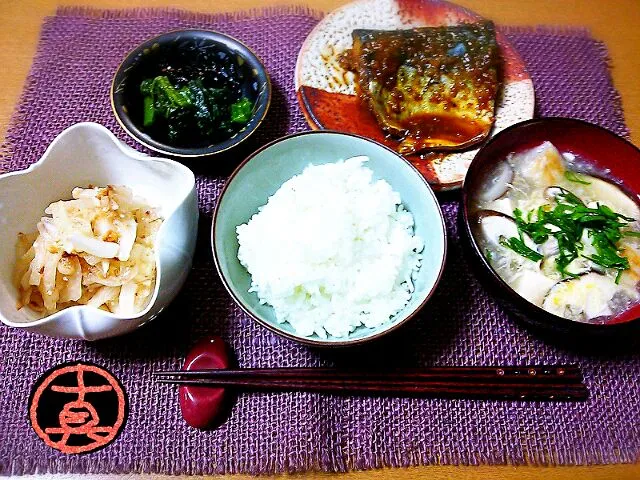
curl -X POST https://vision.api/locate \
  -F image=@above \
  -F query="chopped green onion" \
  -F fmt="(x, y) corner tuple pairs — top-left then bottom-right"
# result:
(499, 236), (543, 262)
(615, 269), (623, 284)
(564, 171), (591, 185)
(555, 187), (584, 206)
(485, 249), (493, 263)
(500, 187), (636, 279)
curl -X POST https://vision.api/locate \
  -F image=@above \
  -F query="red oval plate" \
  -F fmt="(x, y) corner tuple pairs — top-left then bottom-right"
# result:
(295, 0), (535, 191)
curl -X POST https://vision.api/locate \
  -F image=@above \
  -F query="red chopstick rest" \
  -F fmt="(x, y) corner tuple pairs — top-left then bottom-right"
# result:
(179, 336), (229, 429)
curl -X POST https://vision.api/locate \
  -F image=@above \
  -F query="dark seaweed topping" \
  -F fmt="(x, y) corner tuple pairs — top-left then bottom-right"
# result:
(137, 44), (255, 147)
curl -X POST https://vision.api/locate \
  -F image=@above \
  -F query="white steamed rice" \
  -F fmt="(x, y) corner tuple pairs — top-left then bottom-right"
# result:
(236, 156), (424, 338)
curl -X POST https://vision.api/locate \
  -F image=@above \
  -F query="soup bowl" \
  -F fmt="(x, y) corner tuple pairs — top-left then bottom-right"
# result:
(461, 117), (640, 339)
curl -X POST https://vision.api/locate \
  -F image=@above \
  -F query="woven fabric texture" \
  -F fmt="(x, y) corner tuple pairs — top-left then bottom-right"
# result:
(0, 7), (638, 475)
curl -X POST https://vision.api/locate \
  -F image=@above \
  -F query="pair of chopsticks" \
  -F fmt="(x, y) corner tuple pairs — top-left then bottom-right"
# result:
(154, 365), (588, 401)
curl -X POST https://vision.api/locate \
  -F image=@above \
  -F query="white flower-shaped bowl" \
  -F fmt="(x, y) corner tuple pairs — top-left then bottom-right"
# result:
(0, 122), (198, 340)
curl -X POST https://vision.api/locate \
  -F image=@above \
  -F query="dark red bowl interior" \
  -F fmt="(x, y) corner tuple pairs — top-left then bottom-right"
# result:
(462, 117), (640, 333)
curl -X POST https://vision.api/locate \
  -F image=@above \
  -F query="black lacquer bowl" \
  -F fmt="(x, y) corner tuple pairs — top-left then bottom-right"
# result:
(461, 117), (640, 342)
(111, 30), (271, 158)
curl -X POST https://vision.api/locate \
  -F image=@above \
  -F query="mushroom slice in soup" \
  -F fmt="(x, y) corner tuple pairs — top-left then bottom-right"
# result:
(540, 255), (591, 280)
(477, 161), (514, 202)
(540, 228), (598, 279)
(482, 197), (514, 217)
(570, 176), (640, 221)
(476, 210), (536, 250)
(475, 210), (542, 282)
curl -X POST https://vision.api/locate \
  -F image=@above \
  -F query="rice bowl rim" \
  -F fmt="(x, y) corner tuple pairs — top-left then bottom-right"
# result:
(211, 130), (447, 346)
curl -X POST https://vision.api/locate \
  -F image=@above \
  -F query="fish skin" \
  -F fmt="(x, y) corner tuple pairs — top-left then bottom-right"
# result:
(346, 22), (501, 154)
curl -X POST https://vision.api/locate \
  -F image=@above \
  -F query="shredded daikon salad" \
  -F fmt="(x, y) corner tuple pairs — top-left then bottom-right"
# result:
(13, 185), (162, 317)
(236, 156), (424, 338)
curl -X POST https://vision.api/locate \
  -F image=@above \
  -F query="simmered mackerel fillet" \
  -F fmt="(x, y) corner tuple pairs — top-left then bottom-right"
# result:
(343, 22), (500, 154)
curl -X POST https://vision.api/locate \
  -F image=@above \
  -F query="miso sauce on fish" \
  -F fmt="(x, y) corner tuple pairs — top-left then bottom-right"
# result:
(473, 141), (640, 323)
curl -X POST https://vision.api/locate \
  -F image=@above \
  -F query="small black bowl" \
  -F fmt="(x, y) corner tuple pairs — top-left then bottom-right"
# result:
(461, 117), (640, 343)
(111, 30), (271, 158)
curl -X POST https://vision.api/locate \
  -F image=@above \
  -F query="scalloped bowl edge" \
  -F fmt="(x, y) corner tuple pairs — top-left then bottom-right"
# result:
(0, 122), (198, 340)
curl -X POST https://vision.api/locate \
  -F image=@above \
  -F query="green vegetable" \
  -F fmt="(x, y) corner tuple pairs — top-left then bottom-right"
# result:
(499, 236), (543, 262)
(564, 170), (592, 185)
(140, 79), (154, 96)
(187, 79), (215, 137)
(501, 187), (637, 282)
(555, 187), (584, 207)
(139, 75), (253, 145)
(143, 95), (155, 127)
(485, 249), (493, 263)
(230, 97), (253, 123)
(153, 76), (192, 109)
(140, 76), (193, 126)
(513, 208), (550, 244)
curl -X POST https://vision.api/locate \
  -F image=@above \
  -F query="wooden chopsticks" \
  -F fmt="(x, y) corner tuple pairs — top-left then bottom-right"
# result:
(154, 365), (588, 401)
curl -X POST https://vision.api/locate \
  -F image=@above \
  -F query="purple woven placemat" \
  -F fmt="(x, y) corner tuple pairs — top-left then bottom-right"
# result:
(1, 6), (639, 475)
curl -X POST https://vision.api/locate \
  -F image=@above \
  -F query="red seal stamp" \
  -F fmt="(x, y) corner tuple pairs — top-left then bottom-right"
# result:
(29, 363), (127, 454)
